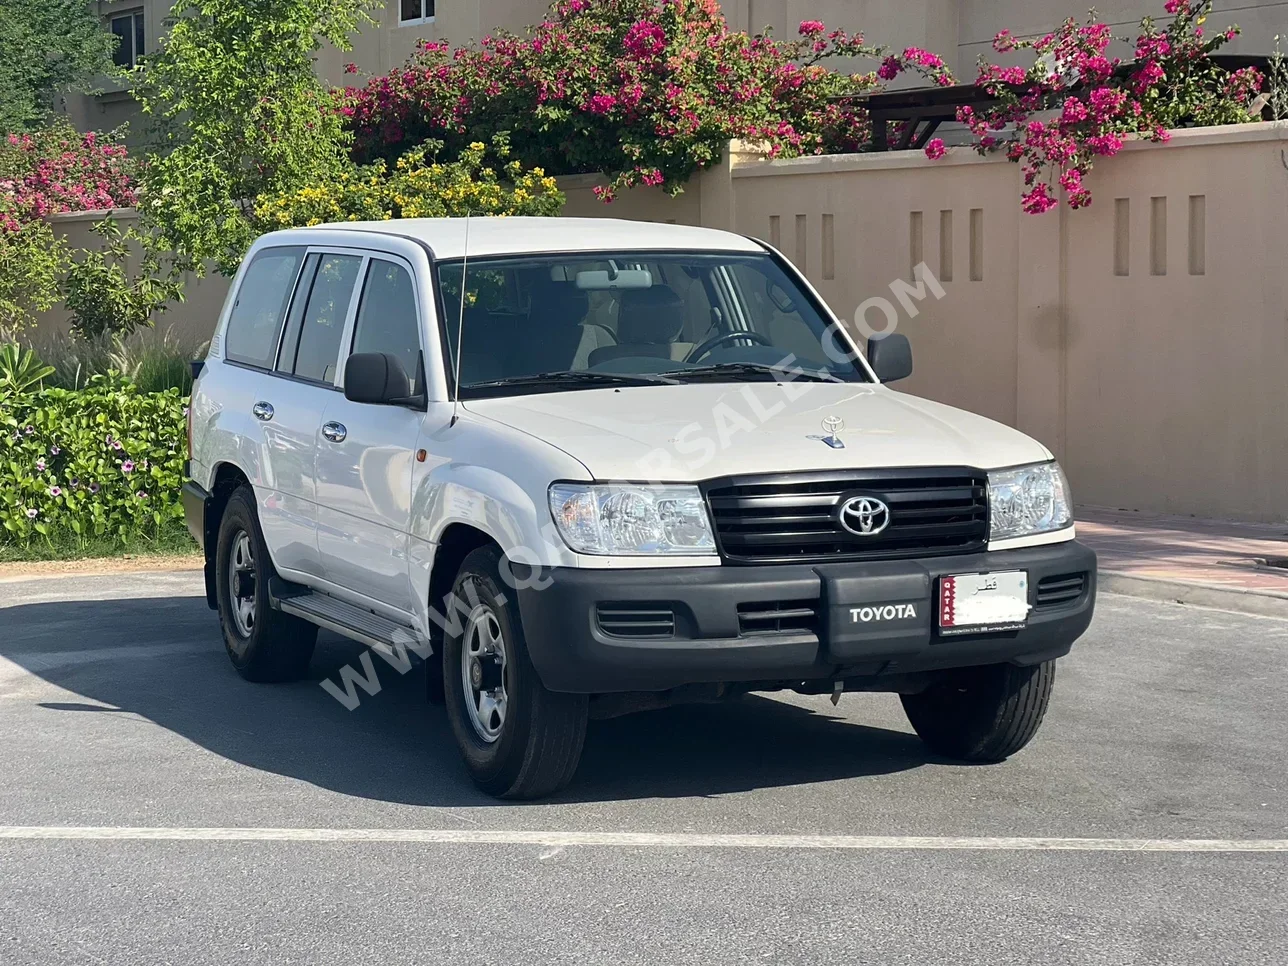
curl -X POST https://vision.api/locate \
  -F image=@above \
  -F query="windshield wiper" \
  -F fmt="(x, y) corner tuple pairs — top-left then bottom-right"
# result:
(661, 362), (851, 384)
(463, 370), (680, 391)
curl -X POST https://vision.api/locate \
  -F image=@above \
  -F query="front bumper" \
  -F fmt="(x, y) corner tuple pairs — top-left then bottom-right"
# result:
(516, 540), (1096, 693)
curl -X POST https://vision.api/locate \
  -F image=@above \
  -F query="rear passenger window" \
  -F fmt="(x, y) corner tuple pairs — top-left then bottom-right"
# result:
(283, 253), (363, 384)
(223, 247), (304, 369)
(350, 259), (422, 394)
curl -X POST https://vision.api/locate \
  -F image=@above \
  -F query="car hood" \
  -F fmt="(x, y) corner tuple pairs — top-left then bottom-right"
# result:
(464, 383), (1051, 481)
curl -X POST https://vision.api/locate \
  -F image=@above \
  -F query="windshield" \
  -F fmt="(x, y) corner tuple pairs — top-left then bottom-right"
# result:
(436, 251), (868, 396)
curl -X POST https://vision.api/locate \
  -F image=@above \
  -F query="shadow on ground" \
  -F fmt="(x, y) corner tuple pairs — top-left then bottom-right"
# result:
(2, 593), (932, 806)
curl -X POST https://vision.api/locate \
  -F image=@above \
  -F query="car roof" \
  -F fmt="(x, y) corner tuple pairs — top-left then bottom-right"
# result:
(292, 216), (765, 259)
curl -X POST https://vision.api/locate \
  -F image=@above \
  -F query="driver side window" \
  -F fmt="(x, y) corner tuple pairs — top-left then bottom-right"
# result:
(728, 263), (829, 367)
(350, 259), (423, 394)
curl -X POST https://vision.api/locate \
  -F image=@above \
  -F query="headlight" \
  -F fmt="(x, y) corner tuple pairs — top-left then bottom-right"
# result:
(548, 483), (717, 555)
(988, 462), (1072, 541)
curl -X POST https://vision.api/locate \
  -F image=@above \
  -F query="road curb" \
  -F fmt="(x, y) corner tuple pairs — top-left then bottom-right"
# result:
(1099, 570), (1288, 619)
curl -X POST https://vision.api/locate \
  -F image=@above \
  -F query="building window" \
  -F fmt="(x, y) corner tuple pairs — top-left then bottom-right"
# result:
(399, 0), (435, 25)
(110, 10), (146, 68)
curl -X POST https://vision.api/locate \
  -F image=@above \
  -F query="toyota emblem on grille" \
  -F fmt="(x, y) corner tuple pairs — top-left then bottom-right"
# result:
(839, 496), (891, 536)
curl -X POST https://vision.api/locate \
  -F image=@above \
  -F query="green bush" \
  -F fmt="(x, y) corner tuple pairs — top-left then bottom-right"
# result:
(38, 328), (202, 393)
(61, 218), (187, 341)
(0, 373), (188, 547)
(0, 218), (67, 335)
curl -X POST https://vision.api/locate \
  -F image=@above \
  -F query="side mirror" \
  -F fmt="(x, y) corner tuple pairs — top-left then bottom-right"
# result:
(867, 333), (913, 383)
(343, 352), (420, 406)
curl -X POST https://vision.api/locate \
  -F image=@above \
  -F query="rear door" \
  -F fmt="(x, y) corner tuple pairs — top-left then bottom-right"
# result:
(314, 255), (425, 617)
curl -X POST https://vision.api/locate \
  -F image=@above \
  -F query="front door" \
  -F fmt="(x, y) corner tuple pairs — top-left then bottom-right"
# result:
(314, 256), (425, 618)
(260, 248), (366, 581)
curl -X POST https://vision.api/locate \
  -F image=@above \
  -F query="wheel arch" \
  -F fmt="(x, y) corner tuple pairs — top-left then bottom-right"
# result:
(427, 523), (501, 644)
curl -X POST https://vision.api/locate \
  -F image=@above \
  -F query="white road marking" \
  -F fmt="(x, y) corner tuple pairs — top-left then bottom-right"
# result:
(0, 827), (1284, 852)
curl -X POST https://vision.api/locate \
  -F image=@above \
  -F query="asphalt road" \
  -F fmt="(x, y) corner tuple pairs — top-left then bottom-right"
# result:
(0, 573), (1285, 965)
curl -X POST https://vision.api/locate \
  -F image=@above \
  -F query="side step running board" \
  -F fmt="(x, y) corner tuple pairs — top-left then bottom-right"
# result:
(270, 579), (431, 657)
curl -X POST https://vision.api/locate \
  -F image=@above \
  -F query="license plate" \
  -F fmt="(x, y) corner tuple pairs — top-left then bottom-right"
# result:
(938, 571), (1030, 635)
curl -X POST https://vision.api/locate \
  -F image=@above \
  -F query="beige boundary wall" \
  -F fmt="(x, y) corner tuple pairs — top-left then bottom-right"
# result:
(34, 122), (1288, 521)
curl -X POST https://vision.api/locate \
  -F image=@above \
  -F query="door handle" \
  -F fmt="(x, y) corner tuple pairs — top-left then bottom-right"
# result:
(252, 401), (274, 422)
(322, 421), (347, 443)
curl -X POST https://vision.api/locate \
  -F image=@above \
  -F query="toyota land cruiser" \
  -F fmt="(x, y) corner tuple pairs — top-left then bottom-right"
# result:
(183, 217), (1096, 799)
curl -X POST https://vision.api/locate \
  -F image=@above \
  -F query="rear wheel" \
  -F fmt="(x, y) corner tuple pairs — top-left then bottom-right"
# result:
(443, 545), (587, 799)
(214, 486), (317, 683)
(901, 661), (1055, 762)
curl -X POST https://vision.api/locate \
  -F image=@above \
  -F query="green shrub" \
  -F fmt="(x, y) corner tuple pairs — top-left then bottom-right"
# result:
(36, 328), (202, 393)
(252, 136), (565, 229)
(0, 373), (187, 547)
(61, 218), (187, 341)
(0, 218), (67, 335)
(0, 343), (56, 396)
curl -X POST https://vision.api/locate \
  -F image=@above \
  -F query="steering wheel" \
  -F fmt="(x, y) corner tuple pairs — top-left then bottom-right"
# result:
(685, 330), (773, 363)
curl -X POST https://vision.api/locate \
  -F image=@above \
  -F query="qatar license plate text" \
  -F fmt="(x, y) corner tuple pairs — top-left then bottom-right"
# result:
(938, 571), (1030, 636)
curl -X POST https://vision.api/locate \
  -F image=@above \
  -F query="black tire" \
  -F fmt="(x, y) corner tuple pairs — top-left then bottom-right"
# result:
(214, 485), (317, 683)
(443, 545), (587, 799)
(901, 660), (1056, 762)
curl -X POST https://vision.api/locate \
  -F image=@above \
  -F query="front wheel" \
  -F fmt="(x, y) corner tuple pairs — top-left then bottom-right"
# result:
(901, 661), (1055, 762)
(443, 545), (587, 799)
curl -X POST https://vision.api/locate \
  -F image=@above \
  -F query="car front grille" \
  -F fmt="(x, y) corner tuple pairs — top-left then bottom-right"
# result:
(704, 468), (988, 565)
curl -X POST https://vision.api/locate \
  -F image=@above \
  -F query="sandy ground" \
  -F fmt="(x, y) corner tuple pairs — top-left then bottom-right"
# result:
(0, 554), (203, 582)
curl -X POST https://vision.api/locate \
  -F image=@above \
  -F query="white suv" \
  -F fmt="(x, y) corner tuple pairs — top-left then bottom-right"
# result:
(184, 217), (1095, 799)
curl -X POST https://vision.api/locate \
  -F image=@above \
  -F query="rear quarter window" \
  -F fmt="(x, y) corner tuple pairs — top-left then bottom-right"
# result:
(223, 247), (306, 369)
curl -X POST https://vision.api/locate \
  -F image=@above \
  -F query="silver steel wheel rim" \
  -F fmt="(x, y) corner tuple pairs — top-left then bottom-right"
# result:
(462, 603), (509, 744)
(228, 530), (257, 638)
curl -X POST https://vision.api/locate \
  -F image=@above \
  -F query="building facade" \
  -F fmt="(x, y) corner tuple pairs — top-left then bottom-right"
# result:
(66, 0), (1288, 139)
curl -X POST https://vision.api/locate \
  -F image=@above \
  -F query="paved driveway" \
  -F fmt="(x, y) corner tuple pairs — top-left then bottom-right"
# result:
(0, 573), (1285, 964)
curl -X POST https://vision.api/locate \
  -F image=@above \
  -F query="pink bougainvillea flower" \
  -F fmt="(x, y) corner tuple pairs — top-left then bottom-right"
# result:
(1021, 184), (1058, 215)
(1060, 97), (1089, 124)
(583, 93), (617, 115)
(798, 20), (826, 36)
(924, 138), (947, 160)
(877, 56), (901, 80)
